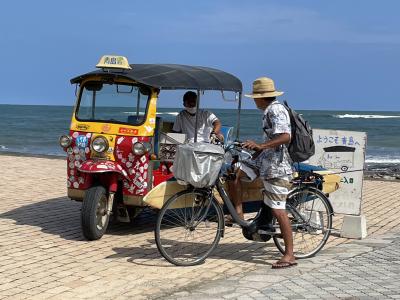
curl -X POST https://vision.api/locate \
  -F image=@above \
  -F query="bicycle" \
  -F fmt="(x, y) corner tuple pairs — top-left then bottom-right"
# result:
(154, 142), (334, 266)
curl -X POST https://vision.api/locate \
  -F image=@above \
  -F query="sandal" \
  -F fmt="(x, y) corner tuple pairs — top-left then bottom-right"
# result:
(271, 260), (298, 269)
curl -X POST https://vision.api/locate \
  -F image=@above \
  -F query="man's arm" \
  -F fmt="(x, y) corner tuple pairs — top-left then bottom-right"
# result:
(243, 133), (290, 151)
(172, 113), (182, 133)
(208, 112), (224, 140)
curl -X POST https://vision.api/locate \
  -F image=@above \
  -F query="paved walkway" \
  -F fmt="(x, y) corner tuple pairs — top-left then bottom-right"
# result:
(0, 155), (400, 299)
(163, 232), (400, 299)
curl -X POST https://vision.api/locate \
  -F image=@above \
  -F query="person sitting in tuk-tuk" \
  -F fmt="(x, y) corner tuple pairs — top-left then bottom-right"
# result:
(173, 91), (224, 143)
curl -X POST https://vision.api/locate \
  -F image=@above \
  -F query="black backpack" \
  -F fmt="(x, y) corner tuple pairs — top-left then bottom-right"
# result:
(282, 101), (315, 162)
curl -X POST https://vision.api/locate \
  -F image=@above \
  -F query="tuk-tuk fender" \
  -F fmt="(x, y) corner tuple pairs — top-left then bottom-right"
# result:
(78, 160), (130, 181)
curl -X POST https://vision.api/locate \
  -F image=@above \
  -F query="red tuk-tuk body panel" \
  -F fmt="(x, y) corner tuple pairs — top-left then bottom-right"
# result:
(65, 130), (152, 197)
(66, 131), (93, 190)
(114, 135), (151, 196)
(78, 160), (129, 178)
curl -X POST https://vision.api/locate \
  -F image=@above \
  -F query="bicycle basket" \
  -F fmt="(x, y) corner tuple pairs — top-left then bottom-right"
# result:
(172, 143), (225, 188)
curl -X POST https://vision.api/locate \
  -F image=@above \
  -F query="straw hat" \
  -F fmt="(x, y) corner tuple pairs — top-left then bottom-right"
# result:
(245, 77), (284, 98)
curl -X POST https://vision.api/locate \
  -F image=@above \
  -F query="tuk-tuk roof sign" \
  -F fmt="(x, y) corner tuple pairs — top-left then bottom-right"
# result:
(96, 55), (132, 70)
(71, 64), (242, 92)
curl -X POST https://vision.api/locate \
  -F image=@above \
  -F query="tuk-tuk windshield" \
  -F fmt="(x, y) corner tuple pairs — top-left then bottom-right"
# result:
(76, 82), (150, 125)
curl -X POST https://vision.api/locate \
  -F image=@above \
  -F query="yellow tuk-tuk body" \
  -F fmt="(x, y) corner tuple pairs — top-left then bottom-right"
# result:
(65, 75), (161, 206)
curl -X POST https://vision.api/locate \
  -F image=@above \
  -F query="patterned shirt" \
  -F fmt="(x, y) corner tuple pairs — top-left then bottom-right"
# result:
(244, 100), (294, 179)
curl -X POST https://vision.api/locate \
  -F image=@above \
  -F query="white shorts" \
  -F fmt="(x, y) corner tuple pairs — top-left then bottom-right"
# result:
(238, 163), (292, 210)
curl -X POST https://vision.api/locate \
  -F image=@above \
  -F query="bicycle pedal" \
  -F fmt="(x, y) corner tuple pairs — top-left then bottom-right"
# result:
(258, 230), (282, 238)
(257, 230), (275, 235)
(226, 223), (241, 228)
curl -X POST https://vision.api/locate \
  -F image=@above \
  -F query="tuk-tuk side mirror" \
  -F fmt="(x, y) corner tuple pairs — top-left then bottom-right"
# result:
(85, 82), (103, 92)
(116, 84), (134, 93)
(221, 91), (239, 102)
(139, 86), (150, 96)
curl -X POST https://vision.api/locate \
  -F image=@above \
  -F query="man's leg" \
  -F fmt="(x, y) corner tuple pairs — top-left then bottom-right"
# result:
(272, 208), (295, 263)
(227, 168), (245, 220)
(263, 177), (296, 267)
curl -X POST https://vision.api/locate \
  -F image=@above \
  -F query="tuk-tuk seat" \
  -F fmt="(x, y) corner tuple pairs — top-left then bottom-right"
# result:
(127, 115), (145, 124)
(161, 121), (174, 133)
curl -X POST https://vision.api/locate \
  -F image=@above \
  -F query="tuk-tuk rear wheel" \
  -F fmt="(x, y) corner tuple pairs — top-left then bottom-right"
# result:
(81, 186), (110, 240)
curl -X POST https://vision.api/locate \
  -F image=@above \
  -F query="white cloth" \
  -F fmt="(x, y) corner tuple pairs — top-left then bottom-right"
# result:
(173, 110), (218, 143)
(262, 176), (292, 209)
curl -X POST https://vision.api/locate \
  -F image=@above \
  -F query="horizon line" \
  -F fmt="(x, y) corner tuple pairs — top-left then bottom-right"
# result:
(0, 103), (399, 113)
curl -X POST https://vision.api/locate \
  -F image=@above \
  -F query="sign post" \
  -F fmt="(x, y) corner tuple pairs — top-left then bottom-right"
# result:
(309, 129), (368, 238)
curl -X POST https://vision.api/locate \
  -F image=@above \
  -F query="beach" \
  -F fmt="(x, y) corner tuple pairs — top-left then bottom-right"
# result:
(0, 154), (399, 298)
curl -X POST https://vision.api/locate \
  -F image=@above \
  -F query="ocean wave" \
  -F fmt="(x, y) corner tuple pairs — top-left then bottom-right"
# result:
(333, 114), (400, 119)
(156, 112), (179, 116)
(365, 157), (400, 164)
(123, 111), (179, 116)
(123, 112), (145, 115)
(0, 145), (8, 150)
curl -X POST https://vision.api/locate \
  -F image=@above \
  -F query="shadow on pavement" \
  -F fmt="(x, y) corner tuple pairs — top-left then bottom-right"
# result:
(0, 197), (280, 266)
(0, 197), (157, 241)
(109, 238), (280, 267)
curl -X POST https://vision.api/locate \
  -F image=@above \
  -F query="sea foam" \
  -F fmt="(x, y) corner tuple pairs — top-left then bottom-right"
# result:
(156, 112), (179, 116)
(334, 114), (400, 119)
(123, 111), (179, 116)
(365, 156), (400, 164)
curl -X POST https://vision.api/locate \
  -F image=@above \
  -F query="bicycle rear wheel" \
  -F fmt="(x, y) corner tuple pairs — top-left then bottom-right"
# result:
(155, 189), (224, 266)
(273, 187), (333, 259)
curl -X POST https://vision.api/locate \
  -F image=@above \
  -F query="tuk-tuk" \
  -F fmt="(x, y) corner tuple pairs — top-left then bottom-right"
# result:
(60, 55), (341, 241)
(60, 55), (243, 240)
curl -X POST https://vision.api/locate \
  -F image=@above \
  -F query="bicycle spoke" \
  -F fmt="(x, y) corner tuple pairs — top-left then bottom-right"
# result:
(156, 190), (223, 266)
(274, 187), (332, 258)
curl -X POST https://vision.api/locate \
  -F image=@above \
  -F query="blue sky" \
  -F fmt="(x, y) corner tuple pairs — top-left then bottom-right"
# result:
(1, 0), (400, 110)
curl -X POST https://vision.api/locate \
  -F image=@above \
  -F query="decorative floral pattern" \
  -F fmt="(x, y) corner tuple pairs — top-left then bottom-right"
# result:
(65, 131), (150, 196)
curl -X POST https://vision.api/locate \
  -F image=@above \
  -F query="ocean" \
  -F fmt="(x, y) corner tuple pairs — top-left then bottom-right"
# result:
(1, 104), (399, 170)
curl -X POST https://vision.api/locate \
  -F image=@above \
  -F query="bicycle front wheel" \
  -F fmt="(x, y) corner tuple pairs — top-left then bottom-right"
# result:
(273, 187), (333, 259)
(155, 189), (224, 266)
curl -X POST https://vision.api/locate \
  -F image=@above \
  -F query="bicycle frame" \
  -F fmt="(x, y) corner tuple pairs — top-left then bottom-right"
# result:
(214, 171), (334, 230)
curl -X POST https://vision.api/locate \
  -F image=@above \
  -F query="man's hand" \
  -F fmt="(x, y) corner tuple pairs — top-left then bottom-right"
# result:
(210, 131), (224, 144)
(242, 140), (261, 151)
(216, 133), (224, 141)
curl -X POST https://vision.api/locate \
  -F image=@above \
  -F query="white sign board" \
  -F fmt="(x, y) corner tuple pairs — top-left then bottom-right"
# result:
(308, 129), (367, 215)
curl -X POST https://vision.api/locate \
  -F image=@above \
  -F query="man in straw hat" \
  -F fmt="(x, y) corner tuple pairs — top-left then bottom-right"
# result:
(228, 77), (296, 269)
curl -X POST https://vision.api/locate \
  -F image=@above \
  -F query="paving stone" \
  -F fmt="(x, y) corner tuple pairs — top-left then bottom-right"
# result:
(167, 234), (400, 299)
(1, 155), (400, 299)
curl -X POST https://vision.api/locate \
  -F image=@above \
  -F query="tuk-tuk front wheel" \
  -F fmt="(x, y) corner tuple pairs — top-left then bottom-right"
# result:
(81, 186), (110, 240)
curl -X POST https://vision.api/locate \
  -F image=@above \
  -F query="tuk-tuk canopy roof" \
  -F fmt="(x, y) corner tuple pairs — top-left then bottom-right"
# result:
(70, 64), (242, 92)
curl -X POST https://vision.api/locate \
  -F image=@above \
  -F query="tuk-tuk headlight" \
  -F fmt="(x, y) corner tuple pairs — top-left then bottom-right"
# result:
(59, 135), (72, 148)
(91, 136), (109, 153)
(132, 142), (151, 156)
